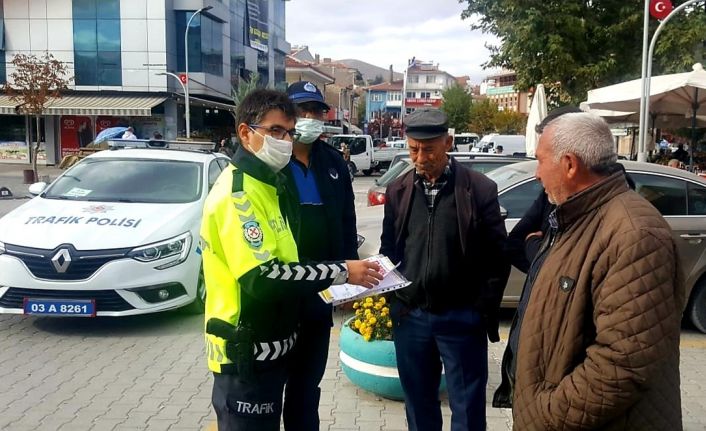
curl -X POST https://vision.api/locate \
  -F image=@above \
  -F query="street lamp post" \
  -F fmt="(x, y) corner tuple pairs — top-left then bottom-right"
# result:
(184, 6), (213, 139)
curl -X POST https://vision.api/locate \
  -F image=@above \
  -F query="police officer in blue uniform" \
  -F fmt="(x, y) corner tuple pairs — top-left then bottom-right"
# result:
(281, 81), (359, 430)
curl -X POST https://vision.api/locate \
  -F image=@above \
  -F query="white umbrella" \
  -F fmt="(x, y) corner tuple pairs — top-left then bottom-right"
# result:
(525, 84), (547, 157)
(586, 63), (706, 115)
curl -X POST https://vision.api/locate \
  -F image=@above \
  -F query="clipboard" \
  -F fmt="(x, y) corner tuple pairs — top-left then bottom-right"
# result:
(318, 254), (411, 306)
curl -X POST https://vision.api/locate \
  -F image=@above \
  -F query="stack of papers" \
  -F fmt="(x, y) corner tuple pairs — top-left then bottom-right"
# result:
(319, 254), (411, 306)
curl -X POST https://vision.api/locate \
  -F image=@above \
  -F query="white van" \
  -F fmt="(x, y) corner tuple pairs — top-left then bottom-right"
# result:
(453, 133), (480, 152)
(474, 134), (526, 156)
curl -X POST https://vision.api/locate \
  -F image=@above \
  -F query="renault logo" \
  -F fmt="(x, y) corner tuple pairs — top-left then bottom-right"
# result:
(51, 249), (72, 273)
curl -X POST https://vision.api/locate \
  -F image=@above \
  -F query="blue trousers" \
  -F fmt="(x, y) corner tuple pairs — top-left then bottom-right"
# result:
(392, 303), (488, 431)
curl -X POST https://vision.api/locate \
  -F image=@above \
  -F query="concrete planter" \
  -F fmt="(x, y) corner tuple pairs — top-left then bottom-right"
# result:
(339, 317), (446, 401)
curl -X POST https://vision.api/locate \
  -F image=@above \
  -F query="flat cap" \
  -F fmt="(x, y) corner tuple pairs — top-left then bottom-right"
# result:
(404, 108), (448, 140)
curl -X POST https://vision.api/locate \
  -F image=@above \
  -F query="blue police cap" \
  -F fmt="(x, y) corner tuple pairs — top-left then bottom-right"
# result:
(286, 81), (330, 111)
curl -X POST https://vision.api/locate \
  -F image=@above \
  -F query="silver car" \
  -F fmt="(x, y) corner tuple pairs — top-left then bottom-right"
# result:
(356, 160), (706, 333)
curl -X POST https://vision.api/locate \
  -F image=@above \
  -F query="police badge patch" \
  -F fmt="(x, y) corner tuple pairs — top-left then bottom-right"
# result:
(243, 220), (264, 248)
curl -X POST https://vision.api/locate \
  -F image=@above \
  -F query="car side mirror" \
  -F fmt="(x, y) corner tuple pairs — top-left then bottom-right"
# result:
(499, 206), (508, 220)
(28, 182), (47, 196)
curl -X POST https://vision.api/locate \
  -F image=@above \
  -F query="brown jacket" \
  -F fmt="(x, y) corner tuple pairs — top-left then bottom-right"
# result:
(513, 172), (685, 430)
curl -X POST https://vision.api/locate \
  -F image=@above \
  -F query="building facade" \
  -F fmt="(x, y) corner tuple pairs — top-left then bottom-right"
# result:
(402, 60), (456, 115)
(365, 80), (403, 121)
(480, 70), (529, 114)
(0, 0), (289, 165)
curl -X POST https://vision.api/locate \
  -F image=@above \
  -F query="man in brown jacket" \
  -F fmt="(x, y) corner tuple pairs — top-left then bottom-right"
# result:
(511, 112), (685, 430)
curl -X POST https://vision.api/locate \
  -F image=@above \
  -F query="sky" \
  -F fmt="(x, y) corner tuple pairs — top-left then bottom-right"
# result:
(285, 0), (499, 84)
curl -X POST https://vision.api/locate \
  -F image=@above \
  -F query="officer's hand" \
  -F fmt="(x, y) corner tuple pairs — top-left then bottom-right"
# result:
(345, 260), (383, 288)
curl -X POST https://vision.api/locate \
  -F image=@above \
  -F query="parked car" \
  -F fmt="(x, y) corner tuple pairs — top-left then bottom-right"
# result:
(366, 153), (532, 206)
(329, 134), (406, 175)
(357, 160), (706, 333)
(0, 140), (231, 317)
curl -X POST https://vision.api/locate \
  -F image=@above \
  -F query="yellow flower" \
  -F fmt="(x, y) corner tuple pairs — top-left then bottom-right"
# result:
(363, 334), (371, 341)
(352, 302), (360, 309)
(363, 302), (372, 308)
(365, 297), (373, 303)
(387, 321), (393, 328)
(374, 304), (382, 310)
(382, 307), (389, 314)
(368, 317), (377, 325)
(355, 308), (363, 316)
(364, 309), (371, 316)
(378, 297), (386, 305)
(354, 319), (361, 328)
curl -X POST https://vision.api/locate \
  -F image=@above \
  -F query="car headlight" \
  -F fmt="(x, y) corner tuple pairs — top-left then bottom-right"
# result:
(127, 232), (192, 270)
(0, 241), (5, 255)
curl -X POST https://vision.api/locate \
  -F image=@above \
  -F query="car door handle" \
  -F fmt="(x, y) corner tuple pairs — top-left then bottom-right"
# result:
(680, 233), (706, 239)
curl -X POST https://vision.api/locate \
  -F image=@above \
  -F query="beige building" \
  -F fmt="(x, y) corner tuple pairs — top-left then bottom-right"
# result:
(481, 70), (529, 114)
(285, 46), (361, 130)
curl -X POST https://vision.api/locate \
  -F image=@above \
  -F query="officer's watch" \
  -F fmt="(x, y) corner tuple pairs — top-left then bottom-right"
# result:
(333, 264), (349, 285)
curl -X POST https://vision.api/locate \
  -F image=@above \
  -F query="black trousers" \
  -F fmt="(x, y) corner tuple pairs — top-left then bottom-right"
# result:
(212, 363), (288, 431)
(282, 318), (331, 430)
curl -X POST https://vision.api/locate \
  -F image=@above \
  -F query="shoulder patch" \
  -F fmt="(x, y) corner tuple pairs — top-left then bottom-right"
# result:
(243, 220), (264, 249)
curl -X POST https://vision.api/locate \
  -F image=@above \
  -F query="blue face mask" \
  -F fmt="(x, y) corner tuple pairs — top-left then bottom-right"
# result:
(295, 118), (324, 144)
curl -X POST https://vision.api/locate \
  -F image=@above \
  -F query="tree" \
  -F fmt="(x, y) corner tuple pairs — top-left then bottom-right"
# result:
(3, 52), (71, 181)
(231, 73), (261, 109)
(441, 84), (472, 132)
(469, 99), (499, 134)
(370, 74), (384, 85)
(357, 92), (367, 124)
(494, 109), (527, 134)
(460, 0), (706, 104)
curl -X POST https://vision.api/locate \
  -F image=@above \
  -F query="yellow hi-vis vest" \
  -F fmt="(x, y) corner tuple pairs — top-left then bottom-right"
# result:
(200, 164), (298, 374)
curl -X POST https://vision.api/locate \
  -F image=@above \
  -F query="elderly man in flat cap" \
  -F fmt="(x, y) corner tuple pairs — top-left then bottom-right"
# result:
(380, 108), (510, 431)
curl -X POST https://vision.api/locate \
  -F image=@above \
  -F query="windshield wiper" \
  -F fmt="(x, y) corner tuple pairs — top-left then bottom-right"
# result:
(61, 174), (81, 182)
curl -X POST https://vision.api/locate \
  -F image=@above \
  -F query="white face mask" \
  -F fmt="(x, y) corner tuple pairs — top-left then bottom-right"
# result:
(249, 130), (292, 172)
(295, 118), (324, 144)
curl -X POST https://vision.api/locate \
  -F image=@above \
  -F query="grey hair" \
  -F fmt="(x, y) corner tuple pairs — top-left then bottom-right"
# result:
(546, 112), (617, 173)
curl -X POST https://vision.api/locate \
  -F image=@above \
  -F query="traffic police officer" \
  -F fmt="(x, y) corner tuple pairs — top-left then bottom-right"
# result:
(282, 81), (359, 430)
(201, 88), (381, 431)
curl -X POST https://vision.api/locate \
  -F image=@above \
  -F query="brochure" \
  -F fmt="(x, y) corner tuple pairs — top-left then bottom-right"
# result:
(318, 254), (411, 306)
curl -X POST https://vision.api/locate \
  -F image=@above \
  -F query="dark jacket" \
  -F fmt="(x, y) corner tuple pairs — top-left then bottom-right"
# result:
(283, 139), (358, 324)
(284, 139), (358, 261)
(505, 191), (554, 273)
(380, 157), (510, 341)
(512, 173), (684, 430)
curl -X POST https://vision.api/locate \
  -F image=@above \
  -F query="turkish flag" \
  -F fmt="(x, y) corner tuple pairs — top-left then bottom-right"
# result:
(650, 0), (673, 20)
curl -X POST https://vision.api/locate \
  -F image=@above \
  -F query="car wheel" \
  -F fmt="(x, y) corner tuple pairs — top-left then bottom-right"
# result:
(362, 169), (372, 176)
(688, 279), (706, 333)
(184, 266), (206, 314)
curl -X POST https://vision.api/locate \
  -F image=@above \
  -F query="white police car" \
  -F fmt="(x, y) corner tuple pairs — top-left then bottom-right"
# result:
(0, 140), (231, 317)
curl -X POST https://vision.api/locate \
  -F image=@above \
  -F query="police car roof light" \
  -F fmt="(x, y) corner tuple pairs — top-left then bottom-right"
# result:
(107, 139), (215, 153)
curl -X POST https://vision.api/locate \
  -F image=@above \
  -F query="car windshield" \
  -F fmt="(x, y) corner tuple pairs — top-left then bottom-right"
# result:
(43, 158), (203, 203)
(485, 163), (535, 191)
(377, 159), (412, 187)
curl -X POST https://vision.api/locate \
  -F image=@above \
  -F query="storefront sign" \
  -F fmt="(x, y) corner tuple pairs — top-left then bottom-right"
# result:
(404, 98), (442, 107)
